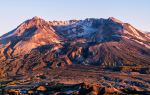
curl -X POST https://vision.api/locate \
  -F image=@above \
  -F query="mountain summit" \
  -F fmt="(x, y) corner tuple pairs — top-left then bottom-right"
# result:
(0, 17), (61, 58)
(0, 17), (150, 76)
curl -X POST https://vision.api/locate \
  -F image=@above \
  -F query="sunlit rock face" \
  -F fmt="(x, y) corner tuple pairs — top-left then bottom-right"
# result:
(0, 17), (150, 76)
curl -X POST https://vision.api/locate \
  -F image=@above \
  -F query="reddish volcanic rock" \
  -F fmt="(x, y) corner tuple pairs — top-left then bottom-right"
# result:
(0, 17), (150, 76)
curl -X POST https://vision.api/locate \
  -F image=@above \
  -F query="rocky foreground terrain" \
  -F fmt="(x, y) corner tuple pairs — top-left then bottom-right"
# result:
(1, 64), (150, 94)
(0, 16), (150, 94)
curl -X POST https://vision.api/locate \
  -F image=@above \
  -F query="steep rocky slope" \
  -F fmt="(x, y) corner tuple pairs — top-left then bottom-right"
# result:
(0, 17), (150, 77)
(0, 17), (61, 59)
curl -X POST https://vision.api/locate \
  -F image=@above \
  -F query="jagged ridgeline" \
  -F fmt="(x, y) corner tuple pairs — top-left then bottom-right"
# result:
(0, 16), (150, 76)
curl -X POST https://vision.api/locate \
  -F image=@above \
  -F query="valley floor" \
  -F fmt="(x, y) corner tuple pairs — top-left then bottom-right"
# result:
(1, 64), (150, 95)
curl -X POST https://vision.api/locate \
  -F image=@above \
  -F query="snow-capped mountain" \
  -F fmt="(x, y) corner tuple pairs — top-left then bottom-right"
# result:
(0, 17), (150, 76)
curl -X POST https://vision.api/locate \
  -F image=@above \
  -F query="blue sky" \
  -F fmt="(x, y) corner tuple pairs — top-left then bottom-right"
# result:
(0, 0), (150, 36)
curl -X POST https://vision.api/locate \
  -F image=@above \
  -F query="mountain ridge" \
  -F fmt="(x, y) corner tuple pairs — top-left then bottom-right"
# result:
(0, 17), (150, 77)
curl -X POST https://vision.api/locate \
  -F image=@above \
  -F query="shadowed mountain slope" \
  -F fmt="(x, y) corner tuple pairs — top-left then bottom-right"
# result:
(0, 17), (150, 76)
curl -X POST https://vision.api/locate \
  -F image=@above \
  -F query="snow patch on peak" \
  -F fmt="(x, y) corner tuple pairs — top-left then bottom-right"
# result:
(32, 16), (42, 20)
(109, 17), (123, 24)
(123, 24), (150, 41)
(50, 20), (80, 26)
(128, 26), (140, 36)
